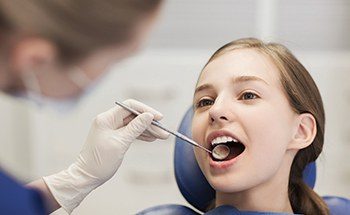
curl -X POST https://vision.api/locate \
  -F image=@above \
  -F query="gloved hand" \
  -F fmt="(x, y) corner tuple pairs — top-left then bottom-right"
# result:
(43, 99), (169, 214)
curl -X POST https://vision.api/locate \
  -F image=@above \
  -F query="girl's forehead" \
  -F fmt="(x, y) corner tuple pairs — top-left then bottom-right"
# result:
(198, 49), (281, 85)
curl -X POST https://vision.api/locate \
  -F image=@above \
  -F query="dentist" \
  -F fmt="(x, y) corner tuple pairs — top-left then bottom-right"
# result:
(0, 1), (168, 214)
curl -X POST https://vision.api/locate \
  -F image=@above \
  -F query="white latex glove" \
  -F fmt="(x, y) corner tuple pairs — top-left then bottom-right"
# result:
(43, 99), (169, 214)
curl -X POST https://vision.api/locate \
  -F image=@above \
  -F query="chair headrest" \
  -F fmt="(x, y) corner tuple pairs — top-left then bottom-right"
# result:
(174, 108), (317, 212)
(136, 204), (199, 215)
(323, 196), (350, 214)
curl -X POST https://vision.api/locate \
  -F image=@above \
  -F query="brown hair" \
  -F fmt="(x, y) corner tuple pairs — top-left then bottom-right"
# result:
(0, 0), (161, 63)
(202, 38), (329, 214)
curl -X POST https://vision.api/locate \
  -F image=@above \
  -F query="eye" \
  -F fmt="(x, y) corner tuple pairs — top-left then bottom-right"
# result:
(239, 91), (259, 100)
(196, 98), (214, 108)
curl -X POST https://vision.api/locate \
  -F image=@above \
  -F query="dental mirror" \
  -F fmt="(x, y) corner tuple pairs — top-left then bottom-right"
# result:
(212, 144), (230, 160)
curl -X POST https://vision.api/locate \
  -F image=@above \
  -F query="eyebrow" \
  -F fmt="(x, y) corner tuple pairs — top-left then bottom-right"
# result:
(194, 75), (269, 94)
(194, 83), (214, 94)
(233, 75), (269, 86)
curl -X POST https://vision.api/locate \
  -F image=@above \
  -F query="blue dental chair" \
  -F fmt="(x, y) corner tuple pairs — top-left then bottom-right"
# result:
(137, 108), (350, 214)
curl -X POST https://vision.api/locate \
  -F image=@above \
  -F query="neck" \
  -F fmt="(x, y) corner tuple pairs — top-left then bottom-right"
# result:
(215, 152), (295, 213)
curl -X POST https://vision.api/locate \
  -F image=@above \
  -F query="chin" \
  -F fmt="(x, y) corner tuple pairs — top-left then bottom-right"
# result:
(206, 172), (253, 193)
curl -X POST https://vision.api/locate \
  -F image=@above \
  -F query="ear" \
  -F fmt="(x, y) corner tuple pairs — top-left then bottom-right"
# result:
(288, 113), (317, 150)
(10, 36), (58, 74)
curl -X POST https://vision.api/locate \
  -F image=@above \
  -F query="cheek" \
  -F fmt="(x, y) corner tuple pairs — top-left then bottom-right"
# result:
(191, 113), (208, 170)
(244, 105), (294, 170)
(252, 114), (290, 146)
(247, 101), (293, 145)
(191, 113), (206, 144)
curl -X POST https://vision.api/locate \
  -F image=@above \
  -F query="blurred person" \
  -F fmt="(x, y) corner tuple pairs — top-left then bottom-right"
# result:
(0, 1), (169, 214)
(192, 38), (329, 214)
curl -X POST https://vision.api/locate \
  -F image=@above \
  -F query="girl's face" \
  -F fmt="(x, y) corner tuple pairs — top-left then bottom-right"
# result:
(192, 49), (299, 193)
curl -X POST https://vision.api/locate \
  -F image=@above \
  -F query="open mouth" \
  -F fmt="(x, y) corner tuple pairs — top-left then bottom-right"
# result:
(209, 136), (245, 162)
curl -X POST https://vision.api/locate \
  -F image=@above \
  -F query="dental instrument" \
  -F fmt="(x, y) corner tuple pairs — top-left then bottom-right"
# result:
(115, 101), (212, 154)
(212, 144), (230, 160)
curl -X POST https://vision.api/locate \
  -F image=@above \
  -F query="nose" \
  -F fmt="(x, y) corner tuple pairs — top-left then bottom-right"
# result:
(208, 97), (234, 126)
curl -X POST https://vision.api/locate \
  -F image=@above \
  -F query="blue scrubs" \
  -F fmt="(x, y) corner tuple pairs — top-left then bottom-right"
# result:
(0, 169), (47, 215)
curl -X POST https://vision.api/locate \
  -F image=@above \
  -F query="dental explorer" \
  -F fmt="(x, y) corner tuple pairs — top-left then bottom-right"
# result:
(115, 101), (212, 154)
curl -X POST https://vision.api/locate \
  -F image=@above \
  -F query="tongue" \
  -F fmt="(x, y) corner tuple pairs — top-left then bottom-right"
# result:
(225, 144), (243, 160)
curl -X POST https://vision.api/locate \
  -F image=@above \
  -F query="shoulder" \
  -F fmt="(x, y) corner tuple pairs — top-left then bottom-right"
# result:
(0, 169), (47, 215)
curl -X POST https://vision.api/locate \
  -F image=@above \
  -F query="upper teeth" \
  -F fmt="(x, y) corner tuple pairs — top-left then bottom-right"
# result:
(211, 135), (238, 145)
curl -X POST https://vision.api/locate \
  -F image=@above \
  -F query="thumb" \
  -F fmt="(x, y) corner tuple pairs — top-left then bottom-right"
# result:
(122, 112), (154, 141)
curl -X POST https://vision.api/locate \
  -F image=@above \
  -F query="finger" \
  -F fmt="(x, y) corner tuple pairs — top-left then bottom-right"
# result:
(121, 112), (154, 142)
(124, 99), (164, 120)
(123, 100), (169, 139)
(96, 105), (130, 130)
(143, 126), (170, 140)
(137, 135), (157, 142)
(98, 99), (164, 130)
(123, 114), (136, 125)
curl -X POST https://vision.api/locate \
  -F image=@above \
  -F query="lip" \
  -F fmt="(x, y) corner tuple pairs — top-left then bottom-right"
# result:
(209, 152), (243, 169)
(206, 130), (246, 170)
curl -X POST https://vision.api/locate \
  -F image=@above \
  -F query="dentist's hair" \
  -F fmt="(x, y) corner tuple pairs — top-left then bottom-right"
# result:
(0, 0), (161, 64)
(204, 38), (329, 215)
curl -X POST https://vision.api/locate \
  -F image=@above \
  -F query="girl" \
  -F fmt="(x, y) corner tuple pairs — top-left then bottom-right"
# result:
(192, 38), (329, 214)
